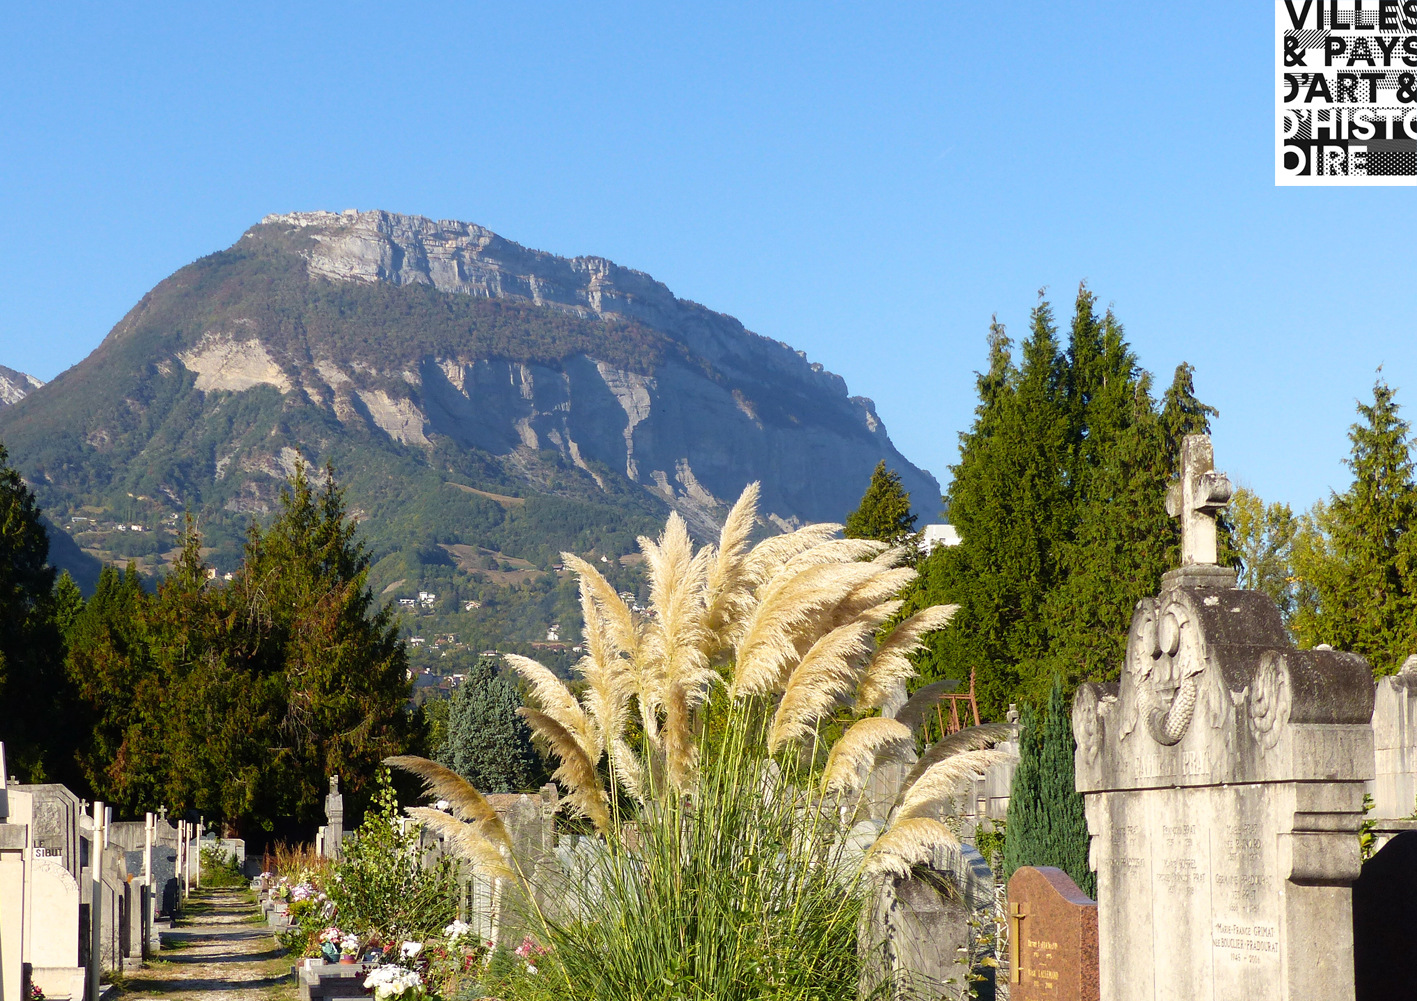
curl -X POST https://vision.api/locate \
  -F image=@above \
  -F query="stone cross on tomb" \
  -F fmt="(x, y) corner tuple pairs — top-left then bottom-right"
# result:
(1163, 434), (1236, 588)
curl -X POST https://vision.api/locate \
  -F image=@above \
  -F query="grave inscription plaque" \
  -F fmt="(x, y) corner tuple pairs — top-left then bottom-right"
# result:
(1072, 435), (1375, 1001)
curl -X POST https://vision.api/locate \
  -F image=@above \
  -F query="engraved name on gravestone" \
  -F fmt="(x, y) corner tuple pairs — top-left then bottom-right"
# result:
(1072, 435), (1376, 1001)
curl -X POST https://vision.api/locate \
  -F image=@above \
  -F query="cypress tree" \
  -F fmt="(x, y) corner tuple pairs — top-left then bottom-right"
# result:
(1003, 677), (1094, 897)
(844, 460), (919, 547)
(918, 289), (1220, 716)
(441, 658), (544, 792)
(1292, 377), (1417, 674)
(925, 295), (1072, 716)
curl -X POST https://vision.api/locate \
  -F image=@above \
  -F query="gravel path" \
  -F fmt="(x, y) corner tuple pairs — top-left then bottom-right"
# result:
(114, 888), (296, 1001)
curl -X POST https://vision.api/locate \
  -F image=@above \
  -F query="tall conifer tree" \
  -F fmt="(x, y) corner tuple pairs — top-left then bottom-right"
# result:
(914, 287), (1218, 717)
(844, 460), (919, 547)
(0, 442), (70, 782)
(1003, 678), (1093, 897)
(1292, 378), (1417, 673)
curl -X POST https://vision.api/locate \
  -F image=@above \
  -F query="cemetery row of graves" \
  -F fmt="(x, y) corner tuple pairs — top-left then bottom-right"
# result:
(5, 436), (1417, 1001)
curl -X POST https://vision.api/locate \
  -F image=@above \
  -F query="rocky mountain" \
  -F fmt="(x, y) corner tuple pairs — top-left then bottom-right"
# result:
(0, 210), (939, 596)
(0, 365), (43, 407)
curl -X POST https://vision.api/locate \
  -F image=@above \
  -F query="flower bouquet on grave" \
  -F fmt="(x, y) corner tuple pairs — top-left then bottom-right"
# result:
(318, 927), (344, 963)
(363, 965), (425, 1001)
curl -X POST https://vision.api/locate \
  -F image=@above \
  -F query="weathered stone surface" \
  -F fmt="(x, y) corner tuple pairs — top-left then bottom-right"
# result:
(1007, 866), (1098, 1001)
(1369, 656), (1417, 821)
(1072, 435), (1375, 1001)
(1352, 830), (1417, 1001)
(859, 842), (996, 1000)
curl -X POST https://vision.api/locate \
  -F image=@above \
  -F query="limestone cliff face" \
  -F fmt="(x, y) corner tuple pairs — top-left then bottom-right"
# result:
(0, 365), (42, 408)
(240, 211), (939, 532)
(0, 211), (939, 560)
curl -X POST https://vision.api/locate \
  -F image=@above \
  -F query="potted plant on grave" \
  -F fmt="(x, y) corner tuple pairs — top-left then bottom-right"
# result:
(340, 932), (362, 964)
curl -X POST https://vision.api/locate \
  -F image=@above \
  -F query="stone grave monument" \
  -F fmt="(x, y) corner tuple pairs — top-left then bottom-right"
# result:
(1007, 865), (1098, 1001)
(1071, 435), (1376, 1001)
(323, 775), (343, 859)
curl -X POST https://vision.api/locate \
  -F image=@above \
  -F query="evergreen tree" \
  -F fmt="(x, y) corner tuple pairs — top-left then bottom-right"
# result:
(1002, 678), (1093, 897)
(925, 294), (1073, 715)
(1292, 378), (1417, 673)
(913, 288), (1220, 717)
(844, 460), (919, 547)
(441, 658), (544, 792)
(0, 442), (70, 782)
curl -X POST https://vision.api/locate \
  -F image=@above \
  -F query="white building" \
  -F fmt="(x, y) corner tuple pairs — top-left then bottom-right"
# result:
(918, 524), (961, 553)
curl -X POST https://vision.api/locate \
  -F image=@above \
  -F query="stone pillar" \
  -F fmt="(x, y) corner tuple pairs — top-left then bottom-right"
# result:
(86, 802), (102, 1001)
(324, 777), (343, 860)
(0, 744), (26, 1001)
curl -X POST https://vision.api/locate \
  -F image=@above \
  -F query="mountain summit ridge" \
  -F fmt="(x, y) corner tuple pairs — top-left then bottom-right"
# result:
(0, 210), (939, 584)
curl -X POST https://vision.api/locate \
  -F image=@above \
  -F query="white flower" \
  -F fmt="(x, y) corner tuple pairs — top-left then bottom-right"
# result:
(527, 965), (538, 975)
(400, 941), (422, 959)
(363, 965), (424, 1000)
(443, 920), (473, 944)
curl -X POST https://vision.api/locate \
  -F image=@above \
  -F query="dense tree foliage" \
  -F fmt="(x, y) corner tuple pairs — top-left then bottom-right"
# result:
(1291, 378), (1417, 674)
(1230, 486), (1299, 621)
(439, 659), (545, 793)
(61, 461), (417, 831)
(843, 460), (920, 548)
(0, 443), (73, 783)
(907, 287), (1218, 717)
(1003, 678), (1093, 897)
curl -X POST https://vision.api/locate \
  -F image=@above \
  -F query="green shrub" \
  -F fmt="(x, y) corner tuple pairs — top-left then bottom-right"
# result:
(328, 766), (459, 940)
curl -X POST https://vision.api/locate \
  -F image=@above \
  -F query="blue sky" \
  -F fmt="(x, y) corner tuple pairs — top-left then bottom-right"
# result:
(0, 2), (1408, 513)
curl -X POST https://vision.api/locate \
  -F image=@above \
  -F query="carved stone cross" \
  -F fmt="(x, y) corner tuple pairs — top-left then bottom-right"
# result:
(1165, 434), (1232, 567)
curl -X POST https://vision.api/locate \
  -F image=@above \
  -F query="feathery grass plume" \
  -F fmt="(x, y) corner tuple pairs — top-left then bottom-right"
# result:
(768, 618), (881, 753)
(871, 544), (916, 568)
(609, 736), (646, 804)
(855, 604), (960, 710)
(821, 717), (914, 795)
(830, 569), (916, 627)
(895, 748), (1016, 823)
(894, 679), (963, 734)
(405, 806), (515, 879)
(779, 537), (888, 574)
(702, 482), (761, 651)
(383, 755), (511, 847)
(731, 562), (881, 697)
(574, 585), (633, 757)
(518, 708), (611, 833)
(561, 552), (641, 657)
(505, 654), (599, 760)
(863, 817), (959, 878)
(896, 721), (1016, 798)
(740, 522), (842, 589)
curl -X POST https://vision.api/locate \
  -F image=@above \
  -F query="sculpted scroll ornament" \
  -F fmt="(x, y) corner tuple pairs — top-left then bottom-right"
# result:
(1124, 597), (1208, 746)
(1247, 651), (1291, 753)
(1073, 683), (1106, 766)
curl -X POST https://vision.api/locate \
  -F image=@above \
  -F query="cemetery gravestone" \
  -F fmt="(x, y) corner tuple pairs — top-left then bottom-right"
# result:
(1071, 436), (1375, 1001)
(323, 776), (343, 859)
(1369, 656), (1417, 822)
(1007, 866), (1098, 1001)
